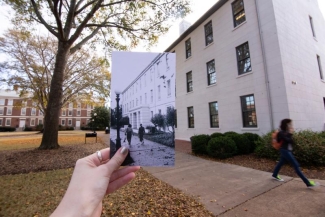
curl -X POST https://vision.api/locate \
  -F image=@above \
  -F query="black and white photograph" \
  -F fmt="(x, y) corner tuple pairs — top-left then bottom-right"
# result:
(110, 51), (176, 166)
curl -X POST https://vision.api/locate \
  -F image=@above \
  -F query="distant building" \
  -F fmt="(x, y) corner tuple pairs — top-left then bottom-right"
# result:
(0, 90), (96, 130)
(164, 0), (325, 140)
(120, 53), (176, 129)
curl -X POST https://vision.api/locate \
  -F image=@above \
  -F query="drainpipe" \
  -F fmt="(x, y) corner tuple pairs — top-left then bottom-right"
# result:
(254, 0), (275, 130)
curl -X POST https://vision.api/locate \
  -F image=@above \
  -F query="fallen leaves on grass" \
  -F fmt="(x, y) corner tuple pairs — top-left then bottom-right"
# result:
(0, 169), (214, 217)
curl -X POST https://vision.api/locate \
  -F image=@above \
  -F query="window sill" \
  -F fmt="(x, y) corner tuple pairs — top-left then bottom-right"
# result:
(321, 79), (325, 83)
(186, 91), (194, 95)
(241, 127), (259, 131)
(207, 83), (217, 88)
(204, 42), (214, 49)
(209, 128), (221, 131)
(232, 21), (247, 32)
(237, 71), (253, 78)
(187, 127), (195, 129)
(185, 56), (192, 62)
(313, 37), (318, 42)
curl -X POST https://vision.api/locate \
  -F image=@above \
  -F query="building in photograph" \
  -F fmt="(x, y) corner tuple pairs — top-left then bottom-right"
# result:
(120, 53), (176, 130)
(164, 0), (325, 140)
(0, 90), (96, 130)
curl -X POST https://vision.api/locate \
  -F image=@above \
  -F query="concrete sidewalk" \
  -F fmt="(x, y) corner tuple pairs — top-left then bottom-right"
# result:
(98, 133), (325, 216)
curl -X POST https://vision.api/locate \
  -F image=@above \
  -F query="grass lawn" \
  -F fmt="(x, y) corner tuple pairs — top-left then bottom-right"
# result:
(0, 134), (213, 217)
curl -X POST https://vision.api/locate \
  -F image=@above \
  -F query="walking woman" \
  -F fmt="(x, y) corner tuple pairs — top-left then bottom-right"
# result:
(272, 119), (319, 188)
(125, 124), (133, 146)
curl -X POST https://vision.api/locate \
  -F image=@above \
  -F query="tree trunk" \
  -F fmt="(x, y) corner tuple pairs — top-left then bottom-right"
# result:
(39, 42), (70, 149)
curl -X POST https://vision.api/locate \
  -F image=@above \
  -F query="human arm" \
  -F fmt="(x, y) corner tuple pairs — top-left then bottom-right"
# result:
(51, 147), (140, 217)
(277, 130), (294, 144)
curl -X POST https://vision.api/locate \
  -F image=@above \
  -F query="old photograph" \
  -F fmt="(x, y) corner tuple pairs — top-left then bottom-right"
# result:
(110, 51), (175, 166)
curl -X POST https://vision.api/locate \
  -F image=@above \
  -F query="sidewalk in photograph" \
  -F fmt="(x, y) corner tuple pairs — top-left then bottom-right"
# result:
(108, 129), (174, 166)
(98, 133), (325, 216)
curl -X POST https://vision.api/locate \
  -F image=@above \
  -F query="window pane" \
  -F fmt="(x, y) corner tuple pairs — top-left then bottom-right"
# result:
(233, 0), (244, 15)
(209, 102), (219, 128)
(205, 22), (213, 45)
(188, 107), (194, 128)
(241, 95), (257, 127)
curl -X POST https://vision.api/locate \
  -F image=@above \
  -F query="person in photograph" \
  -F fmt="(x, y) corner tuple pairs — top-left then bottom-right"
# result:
(125, 124), (133, 146)
(272, 119), (319, 188)
(138, 124), (145, 145)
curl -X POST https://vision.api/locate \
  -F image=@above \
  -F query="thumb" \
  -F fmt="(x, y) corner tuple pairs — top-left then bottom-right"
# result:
(105, 147), (129, 174)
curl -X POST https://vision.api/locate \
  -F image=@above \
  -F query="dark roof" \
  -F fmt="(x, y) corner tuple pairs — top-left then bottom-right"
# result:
(164, 0), (229, 52)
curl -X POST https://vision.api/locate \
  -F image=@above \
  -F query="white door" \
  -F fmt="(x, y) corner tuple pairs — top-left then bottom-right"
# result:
(76, 121), (80, 129)
(19, 120), (26, 128)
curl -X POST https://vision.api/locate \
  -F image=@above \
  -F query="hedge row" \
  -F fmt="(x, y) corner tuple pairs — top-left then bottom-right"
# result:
(255, 130), (325, 166)
(0, 127), (16, 132)
(191, 132), (261, 159)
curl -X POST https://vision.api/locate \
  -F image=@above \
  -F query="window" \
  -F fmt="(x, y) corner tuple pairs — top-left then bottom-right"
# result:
(69, 103), (73, 108)
(207, 60), (216, 85)
(241, 94), (258, 127)
(186, 71), (193, 92)
(140, 96), (142, 105)
(151, 90), (153, 103)
(0, 119), (2, 126)
(31, 108), (36, 115)
(5, 118), (11, 126)
(30, 118), (35, 126)
(39, 110), (43, 116)
(236, 42), (252, 75)
(62, 110), (66, 116)
(309, 16), (316, 38)
(7, 99), (13, 106)
(204, 21), (213, 46)
(167, 80), (171, 96)
(209, 102), (219, 128)
(87, 104), (91, 110)
(77, 103), (81, 109)
(0, 107), (3, 115)
(136, 98), (138, 106)
(0, 99), (4, 105)
(232, 0), (246, 27)
(21, 108), (26, 115)
(68, 119), (72, 126)
(77, 110), (81, 116)
(39, 119), (43, 125)
(61, 119), (66, 126)
(68, 110), (72, 116)
(185, 38), (191, 59)
(151, 111), (153, 118)
(7, 108), (12, 115)
(188, 107), (194, 128)
(87, 110), (91, 116)
(317, 55), (323, 80)
(158, 85), (161, 100)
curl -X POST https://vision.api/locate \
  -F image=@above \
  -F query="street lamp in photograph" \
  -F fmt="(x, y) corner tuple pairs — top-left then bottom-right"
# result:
(115, 90), (122, 150)
(93, 112), (97, 133)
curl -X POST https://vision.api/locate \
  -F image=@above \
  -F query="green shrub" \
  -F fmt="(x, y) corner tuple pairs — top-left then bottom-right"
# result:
(0, 127), (16, 132)
(226, 134), (251, 155)
(207, 137), (237, 159)
(224, 131), (238, 137)
(243, 132), (261, 153)
(190, 134), (211, 154)
(210, 132), (224, 138)
(254, 132), (279, 160)
(24, 126), (34, 131)
(36, 124), (43, 131)
(292, 130), (325, 166)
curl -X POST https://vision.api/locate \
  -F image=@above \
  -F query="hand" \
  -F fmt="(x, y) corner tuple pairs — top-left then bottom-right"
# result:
(51, 147), (140, 217)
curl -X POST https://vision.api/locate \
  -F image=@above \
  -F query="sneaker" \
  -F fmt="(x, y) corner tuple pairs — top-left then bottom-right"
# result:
(307, 180), (320, 188)
(272, 175), (284, 182)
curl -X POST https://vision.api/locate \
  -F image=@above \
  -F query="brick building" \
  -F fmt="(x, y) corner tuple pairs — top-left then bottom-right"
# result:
(0, 90), (96, 130)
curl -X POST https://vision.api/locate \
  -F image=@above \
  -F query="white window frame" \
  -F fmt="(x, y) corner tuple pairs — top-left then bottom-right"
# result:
(6, 107), (12, 115)
(7, 99), (13, 106)
(0, 99), (4, 105)
(61, 119), (66, 126)
(77, 103), (81, 109)
(30, 118), (35, 126)
(77, 110), (81, 116)
(69, 103), (73, 108)
(167, 80), (171, 96)
(87, 110), (91, 116)
(68, 119), (72, 126)
(38, 119), (43, 125)
(5, 118), (11, 126)
(87, 104), (91, 110)
(0, 107), (4, 115)
(62, 110), (66, 116)
(68, 110), (73, 116)
(31, 108), (36, 116)
(21, 107), (26, 115)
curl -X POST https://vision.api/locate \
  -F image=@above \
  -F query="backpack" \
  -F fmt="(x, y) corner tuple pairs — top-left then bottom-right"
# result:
(272, 130), (282, 150)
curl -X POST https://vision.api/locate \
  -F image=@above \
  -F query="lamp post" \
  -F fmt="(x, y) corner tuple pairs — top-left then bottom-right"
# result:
(115, 90), (122, 151)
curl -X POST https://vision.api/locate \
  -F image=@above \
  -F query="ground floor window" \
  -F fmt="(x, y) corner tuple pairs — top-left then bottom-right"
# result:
(240, 94), (257, 127)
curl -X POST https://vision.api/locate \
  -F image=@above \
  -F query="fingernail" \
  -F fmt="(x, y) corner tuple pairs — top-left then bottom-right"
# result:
(121, 147), (128, 155)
